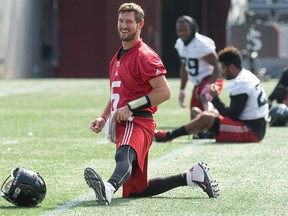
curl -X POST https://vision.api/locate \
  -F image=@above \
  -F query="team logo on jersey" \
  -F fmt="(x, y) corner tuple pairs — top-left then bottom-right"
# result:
(116, 61), (120, 67)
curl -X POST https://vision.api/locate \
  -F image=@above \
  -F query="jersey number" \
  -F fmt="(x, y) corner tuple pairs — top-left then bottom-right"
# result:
(181, 57), (199, 76)
(256, 84), (267, 107)
(111, 81), (121, 113)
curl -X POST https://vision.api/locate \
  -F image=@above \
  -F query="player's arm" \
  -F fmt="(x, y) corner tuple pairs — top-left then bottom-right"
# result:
(115, 75), (171, 123)
(147, 75), (171, 106)
(90, 100), (111, 133)
(100, 100), (112, 120)
(125, 75), (171, 110)
(203, 52), (221, 83)
(179, 60), (188, 90)
(179, 60), (188, 107)
(212, 93), (248, 120)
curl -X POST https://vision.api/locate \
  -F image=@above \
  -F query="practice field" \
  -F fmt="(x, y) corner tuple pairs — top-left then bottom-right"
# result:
(0, 78), (287, 216)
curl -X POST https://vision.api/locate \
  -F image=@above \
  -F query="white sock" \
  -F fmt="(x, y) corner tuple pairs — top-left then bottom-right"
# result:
(104, 182), (115, 204)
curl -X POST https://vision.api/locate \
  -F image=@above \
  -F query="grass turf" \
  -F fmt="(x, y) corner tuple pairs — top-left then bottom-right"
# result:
(0, 78), (287, 216)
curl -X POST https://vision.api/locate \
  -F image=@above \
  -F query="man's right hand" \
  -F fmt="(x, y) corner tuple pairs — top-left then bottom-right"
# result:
(90, 117), (106, 133)
(209, 83), (220, 99)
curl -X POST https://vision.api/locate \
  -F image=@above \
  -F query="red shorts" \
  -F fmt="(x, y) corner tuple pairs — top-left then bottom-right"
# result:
(116, 117), (155, 198)
(215, 115), (260, 142)
(190, 76), (224, 110)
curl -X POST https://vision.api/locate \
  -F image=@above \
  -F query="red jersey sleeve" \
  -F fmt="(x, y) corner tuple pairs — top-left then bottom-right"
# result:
(137, 44), (167, 82)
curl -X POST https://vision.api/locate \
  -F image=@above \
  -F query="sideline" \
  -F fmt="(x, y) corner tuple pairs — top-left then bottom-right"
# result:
(42, 141), (203, 216)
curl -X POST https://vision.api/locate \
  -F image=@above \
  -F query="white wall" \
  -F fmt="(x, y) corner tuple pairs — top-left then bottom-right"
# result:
(0, 0), (54, 79)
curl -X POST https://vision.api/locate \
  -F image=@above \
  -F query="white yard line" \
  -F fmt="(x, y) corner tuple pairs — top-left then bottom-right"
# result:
(0, 87), (43, 97)
(42, 141), (202, 216)
(42, 192), (94, 216)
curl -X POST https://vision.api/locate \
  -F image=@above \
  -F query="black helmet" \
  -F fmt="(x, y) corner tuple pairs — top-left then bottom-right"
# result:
(1, 168), (46, 207)
(269, 103), (288, 126)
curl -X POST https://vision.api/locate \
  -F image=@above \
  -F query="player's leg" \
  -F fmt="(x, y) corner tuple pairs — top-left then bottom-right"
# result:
(215, 116), (260, 142)
(84, 145), (137, 205)
(268, 68), (288, 105)
(121, 118), (155, 198)
(191, 107), (217, 139)
(84, 167), (115, 205)
(154, 111), (216, 142)
(192, 78), (220, 139)
(84, 119), (147, 205)
(268, 85), (288, 104)
(278, 67), (288, 87)
(129, 161), (219, 198)
(191, 84), (205, 114)
(108, 145), (137, 191)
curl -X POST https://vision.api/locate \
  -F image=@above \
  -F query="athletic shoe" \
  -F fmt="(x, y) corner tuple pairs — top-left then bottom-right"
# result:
(186, 161), (219, 198)
(154, 130), (172, 142)
(193, 129), (215, 139)
(84, 167), (115, 205)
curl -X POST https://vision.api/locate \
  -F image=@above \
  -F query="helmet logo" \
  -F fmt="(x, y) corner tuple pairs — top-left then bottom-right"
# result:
(13, 173), (21, 186)
(2, 168), (46, 207)
(13, 187), (21, 198)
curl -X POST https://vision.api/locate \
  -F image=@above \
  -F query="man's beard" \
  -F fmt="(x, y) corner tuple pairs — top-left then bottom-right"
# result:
(119, 31), (137, 42)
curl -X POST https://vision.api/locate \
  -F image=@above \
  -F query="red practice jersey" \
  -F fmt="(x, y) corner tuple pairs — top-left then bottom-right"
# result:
(109, 40), (167, 114)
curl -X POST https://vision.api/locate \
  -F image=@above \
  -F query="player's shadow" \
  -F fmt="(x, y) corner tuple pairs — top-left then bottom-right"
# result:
(154, 136), (254, 146)
(0, 205), (41, 209)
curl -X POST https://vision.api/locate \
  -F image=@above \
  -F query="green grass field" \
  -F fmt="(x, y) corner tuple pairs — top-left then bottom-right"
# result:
(0, 78), (287, 216)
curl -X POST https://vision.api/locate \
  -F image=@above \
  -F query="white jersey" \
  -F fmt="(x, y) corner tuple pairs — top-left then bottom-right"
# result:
(175, 32), (216, 85)
(228, 68), (269, 120)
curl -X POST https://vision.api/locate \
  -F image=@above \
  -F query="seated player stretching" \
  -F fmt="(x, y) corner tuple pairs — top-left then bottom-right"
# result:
(155, 46), (269, 143)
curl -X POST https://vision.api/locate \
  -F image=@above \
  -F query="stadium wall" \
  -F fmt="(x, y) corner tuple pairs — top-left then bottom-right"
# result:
(0, 0), (230, 79)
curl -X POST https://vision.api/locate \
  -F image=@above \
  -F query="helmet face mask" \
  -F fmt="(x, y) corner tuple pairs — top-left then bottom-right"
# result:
(1, 176), (14, 194)
(1, 168), (46, 207)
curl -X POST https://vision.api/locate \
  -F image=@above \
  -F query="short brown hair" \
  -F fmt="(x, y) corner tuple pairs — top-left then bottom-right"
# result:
(218, 46), (242, 69)
(118, 2), (144, 23)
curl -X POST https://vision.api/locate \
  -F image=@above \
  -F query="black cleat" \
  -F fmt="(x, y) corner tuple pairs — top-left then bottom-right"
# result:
(84, 167), (111, 205)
